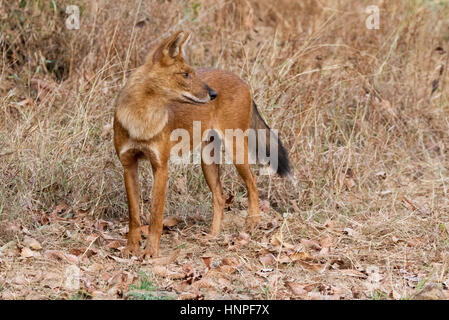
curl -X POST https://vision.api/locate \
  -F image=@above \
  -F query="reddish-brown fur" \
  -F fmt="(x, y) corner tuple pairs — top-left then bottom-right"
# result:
(114, 31), (262, 257)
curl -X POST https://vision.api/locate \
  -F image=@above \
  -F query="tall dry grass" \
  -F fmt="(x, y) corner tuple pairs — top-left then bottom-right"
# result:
(1, 0), (449, 299)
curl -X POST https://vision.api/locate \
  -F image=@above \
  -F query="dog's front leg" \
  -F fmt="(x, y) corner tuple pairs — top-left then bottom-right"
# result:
(144, 162), (168, 258)
(123, 159), (142, 256)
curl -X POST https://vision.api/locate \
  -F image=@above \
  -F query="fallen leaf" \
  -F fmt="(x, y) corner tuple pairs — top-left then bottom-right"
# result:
(259, 253), (276, 266)
(298, 261), (327, 272)
(45, 250), (79, 264)
(92, 290), (113, 300)
(237, 232), (251, 246)
(300, 239), (321, 251)
(87, 263), (103, 273)
(168, 272), (186, 280)
(269, 233), (295, 250)
(50, 203), (68, 217)
(221, 257), (240, 268)
(106, 240), (124, 250)
(178, 292), (203, 300)
(44, 250), (66, 261)
(340, 269), (367, 279)
(285, 282), (307, 296)
(163, 216), (181, 228)
(270, 233), (283, 246)
(42, 272), (62, 289)
(215, 265), (237, 275)
(192, 278), (215, 290)
(278, 251), (312, 263)
(69, 247), (98, 258)
(23, 236), (42, 251)
(21, 247), (36, 258)
(151, 249), (180, 266)
(202, 256), (212, 269)
(318, 237), (332, 256)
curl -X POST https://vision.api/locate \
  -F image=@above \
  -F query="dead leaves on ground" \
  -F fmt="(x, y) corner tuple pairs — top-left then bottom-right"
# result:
(257, 229), (332, 271)
(2, 198), (448, 300)
(285, 282), (345, 300)
(0, 210), (352, 300)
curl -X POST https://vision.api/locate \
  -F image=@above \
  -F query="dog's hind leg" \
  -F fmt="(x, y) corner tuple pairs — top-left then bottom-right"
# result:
(235, 163), (260, 231)
(201, 161), (225, 236)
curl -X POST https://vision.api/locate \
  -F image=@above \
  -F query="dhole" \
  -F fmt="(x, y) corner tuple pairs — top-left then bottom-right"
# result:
(113, 31), (290, 257)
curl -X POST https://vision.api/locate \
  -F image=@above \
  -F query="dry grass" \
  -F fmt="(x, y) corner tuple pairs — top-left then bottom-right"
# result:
(1, 0), (449, 300)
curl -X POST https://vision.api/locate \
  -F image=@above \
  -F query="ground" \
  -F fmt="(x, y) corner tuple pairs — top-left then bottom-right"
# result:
(1, 0), (449, 300)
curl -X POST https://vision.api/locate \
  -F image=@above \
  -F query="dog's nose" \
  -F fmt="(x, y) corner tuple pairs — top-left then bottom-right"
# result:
(208, 89), (217, 100)
(209, 90), (217, 100)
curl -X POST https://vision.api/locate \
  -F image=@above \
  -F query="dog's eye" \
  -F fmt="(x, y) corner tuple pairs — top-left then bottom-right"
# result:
(182, 72), (189, 78)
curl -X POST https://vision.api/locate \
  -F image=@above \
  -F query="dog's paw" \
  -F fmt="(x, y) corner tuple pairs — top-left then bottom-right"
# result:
(143, 242), (159, 259)
(245, 214), (261, 231)
(123, 242), (141, 258)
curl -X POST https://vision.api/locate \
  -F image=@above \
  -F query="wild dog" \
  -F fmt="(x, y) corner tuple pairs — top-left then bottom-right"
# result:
(113, 30), (290, 257)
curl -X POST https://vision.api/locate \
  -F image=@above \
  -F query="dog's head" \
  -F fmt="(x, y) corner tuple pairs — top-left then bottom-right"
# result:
(144, 31), (217, 104)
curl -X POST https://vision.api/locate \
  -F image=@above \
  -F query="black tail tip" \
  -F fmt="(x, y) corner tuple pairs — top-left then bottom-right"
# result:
(275, 140), (291, 178)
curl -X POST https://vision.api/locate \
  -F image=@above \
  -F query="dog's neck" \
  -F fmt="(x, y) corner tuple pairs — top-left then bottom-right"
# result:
(115, 72), (169, 141)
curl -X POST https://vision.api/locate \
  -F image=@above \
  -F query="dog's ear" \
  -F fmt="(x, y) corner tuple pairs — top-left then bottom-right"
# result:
(151, 31), (187, 65)
(164, 30), (188, 58)
(177, 32), (191, 57)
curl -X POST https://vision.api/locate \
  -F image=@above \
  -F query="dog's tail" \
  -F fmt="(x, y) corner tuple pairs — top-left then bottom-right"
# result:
(249, 101), (291, 177)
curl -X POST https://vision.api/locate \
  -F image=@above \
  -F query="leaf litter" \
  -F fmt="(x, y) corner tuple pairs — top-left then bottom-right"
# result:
(1, 196), (447, 300)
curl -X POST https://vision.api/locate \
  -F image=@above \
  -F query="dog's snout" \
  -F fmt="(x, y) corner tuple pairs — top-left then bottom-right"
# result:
(206, 85), (217, 100)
